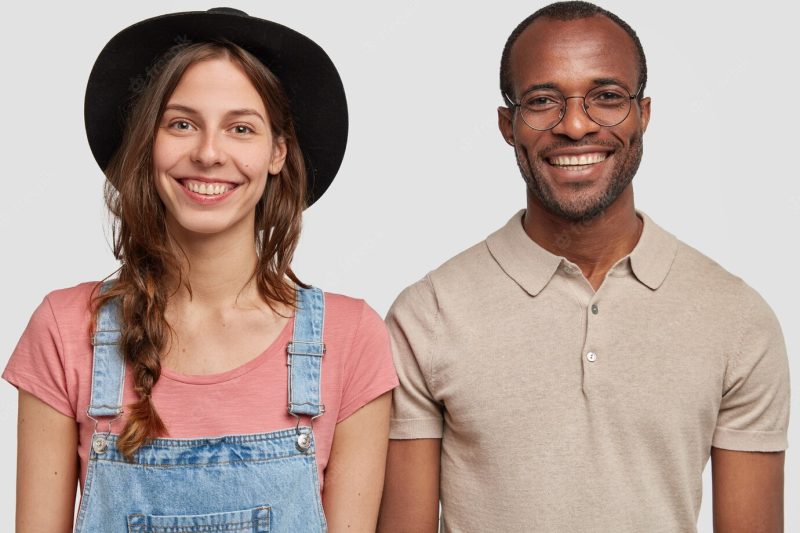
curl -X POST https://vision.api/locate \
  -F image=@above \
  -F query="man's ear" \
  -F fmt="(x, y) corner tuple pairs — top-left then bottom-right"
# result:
(498, 106), (515, 146)
(638, 96), (651, 133)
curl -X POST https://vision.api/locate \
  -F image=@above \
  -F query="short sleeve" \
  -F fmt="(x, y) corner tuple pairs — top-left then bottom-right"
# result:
(386, 276), (444, 439)
(712, 286), (790, 451)
(3, 296), (76, 418)
(336, 302), (399, 423)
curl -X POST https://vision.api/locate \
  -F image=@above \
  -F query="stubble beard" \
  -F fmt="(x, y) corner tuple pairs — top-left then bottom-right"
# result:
(517, 133), (644, 222)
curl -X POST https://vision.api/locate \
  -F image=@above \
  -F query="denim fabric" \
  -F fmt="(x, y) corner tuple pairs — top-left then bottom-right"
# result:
(288, 286), (325, 418)
(128, 506), (270, 532)
(88, 294), (124, 418)
(75, 286), (328, 532)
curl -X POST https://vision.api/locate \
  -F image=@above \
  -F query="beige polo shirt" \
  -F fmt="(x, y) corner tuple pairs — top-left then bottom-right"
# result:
(387, 210), (789, 533)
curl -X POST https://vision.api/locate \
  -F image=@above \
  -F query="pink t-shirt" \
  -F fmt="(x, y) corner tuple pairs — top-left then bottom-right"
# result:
(3, 282), (398, 490)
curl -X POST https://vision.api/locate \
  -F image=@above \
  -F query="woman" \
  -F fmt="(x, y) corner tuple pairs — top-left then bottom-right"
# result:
(3, 8), (397, 532)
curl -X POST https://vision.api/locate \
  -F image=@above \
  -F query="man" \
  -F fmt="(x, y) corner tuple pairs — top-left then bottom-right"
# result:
(378, 2), (789, 532)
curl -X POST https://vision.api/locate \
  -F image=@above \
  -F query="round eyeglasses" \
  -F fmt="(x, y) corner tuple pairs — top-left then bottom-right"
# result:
(505, 83), (643, 131)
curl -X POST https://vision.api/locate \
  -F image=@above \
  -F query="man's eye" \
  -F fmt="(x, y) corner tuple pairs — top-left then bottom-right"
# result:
(590, 91), (627, 107)
(524, 95), (560, 109)
(596, 92), (624, 101)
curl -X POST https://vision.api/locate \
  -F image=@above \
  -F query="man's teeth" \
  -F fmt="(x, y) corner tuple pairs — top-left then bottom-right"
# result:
(185, 182), (232, 195)
(549, 153), (607, 166)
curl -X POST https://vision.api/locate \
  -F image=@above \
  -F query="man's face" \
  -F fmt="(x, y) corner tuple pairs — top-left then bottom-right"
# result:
(499, 16), (651, 222)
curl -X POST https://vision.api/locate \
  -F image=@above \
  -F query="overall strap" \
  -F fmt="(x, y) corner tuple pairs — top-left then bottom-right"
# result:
(287, 286), (326, 418)
(87, 283), (125, 419)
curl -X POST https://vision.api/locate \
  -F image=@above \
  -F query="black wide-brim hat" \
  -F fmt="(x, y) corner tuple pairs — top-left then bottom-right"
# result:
(85, 7), (347, 207)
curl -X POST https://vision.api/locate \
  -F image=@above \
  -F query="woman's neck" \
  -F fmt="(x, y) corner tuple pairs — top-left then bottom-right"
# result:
(165, 220), (263, 309)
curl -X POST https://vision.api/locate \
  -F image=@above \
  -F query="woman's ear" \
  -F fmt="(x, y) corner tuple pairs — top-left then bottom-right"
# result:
(269, 136), (288, 175)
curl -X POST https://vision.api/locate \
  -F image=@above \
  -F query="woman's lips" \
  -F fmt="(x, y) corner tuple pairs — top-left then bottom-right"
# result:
(180, 178), (236, 196)
(176, 178), (240, 203)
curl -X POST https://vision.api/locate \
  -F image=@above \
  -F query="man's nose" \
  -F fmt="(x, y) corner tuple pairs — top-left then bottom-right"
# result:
(550, 97), (601, 140)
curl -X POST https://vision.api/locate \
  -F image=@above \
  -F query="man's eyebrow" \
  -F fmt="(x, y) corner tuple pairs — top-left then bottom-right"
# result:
(593, 78), (633, 90)
(517, 78), (635, 96)
(519, 82), (559, 95)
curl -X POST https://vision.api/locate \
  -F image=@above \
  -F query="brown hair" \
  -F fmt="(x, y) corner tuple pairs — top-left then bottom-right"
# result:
(93, 42), (307, 459)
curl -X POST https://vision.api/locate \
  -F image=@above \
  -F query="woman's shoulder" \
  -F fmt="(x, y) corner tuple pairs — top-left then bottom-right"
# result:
(42, 281), (103, 320)
(26, 281), (106, 340)
(318, 291), (397, 421)
(321, 291), (384, 332)
(4, 282), (103, 418)
(320, 290), (391, 356)
(45, 281), (103, 302)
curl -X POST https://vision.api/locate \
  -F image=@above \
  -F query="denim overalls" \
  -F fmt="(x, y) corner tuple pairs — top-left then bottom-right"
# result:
(74, 286), (328, 532)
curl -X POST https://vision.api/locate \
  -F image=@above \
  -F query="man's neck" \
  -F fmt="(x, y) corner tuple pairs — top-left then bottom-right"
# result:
(522, 187), (642, 291)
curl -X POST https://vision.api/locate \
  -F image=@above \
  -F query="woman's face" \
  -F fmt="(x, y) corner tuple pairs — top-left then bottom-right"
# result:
(153, 57), (287, 240)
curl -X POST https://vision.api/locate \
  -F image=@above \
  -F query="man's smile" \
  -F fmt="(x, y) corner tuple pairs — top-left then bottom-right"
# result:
(546, 151), (608, 170)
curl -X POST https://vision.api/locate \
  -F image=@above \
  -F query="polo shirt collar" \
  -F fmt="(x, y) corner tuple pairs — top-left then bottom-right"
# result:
(628, 211), (678, 290)
(486, 210), (562, 297)
(486, 210), (678, 295)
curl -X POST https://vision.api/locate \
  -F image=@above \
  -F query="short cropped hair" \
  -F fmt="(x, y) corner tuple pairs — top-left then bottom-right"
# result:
(500, 1), (647, 103)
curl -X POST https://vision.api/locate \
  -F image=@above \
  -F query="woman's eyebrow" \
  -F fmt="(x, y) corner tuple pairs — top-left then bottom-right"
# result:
(162, 105), (266, 124)
(163, 103), (198, 115)
(225, 108), (266, 124)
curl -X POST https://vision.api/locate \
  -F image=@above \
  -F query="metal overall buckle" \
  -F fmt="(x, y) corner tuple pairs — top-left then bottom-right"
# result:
(86, 408), (123, 455)
(291, 411), (324, 453)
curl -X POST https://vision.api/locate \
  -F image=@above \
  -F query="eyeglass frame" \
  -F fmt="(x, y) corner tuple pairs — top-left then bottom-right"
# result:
(503, 82), (644, 131)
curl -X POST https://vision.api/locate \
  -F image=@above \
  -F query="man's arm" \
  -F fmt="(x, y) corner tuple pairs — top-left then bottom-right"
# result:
(711, 447), (784, 533)
(380, 278), (444, 532)
(378, 438), (441, 533)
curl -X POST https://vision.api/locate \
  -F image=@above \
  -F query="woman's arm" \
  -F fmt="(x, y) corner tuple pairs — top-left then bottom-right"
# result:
(322, 391), (392, 532)
(16, 389), (78, 533)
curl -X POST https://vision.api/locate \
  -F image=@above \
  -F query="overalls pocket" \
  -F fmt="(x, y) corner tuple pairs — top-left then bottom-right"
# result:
(127, 505), (271, 532)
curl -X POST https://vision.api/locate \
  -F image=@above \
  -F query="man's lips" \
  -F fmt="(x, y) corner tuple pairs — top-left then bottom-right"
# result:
(547, 151), (608, 168)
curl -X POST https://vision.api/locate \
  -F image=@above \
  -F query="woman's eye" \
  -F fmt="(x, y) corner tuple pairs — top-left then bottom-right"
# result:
(232, 125), (254, 135)
(169, 120), (194, 131)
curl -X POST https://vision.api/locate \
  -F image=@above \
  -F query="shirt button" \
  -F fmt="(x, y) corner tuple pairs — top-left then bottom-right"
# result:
(591, 304), (599, 315)
(586, 351), (597, 362)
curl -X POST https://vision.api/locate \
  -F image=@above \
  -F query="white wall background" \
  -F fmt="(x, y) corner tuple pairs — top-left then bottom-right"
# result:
(0, 1), (797, 531)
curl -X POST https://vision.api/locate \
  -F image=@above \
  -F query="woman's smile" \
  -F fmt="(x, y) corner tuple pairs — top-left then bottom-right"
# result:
(153, 57), (286, 237)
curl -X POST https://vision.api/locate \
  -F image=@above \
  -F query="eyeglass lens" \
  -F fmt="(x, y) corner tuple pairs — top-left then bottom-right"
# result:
(518, 84), (633, 130)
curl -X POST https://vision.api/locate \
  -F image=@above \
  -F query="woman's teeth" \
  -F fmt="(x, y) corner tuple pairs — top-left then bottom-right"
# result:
(548, 152), (607, 167)
(184, 181), (232, 196)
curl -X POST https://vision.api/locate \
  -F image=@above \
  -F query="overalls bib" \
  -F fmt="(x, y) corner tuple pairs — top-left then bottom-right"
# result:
(74, 286), (328, 532)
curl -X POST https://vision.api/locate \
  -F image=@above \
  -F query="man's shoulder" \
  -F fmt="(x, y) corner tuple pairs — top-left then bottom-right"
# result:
(672, 236), (748, 291)
(389, 228), (502, 318)
(665, 228), (776, 321)
(431, 238), (494, 282)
